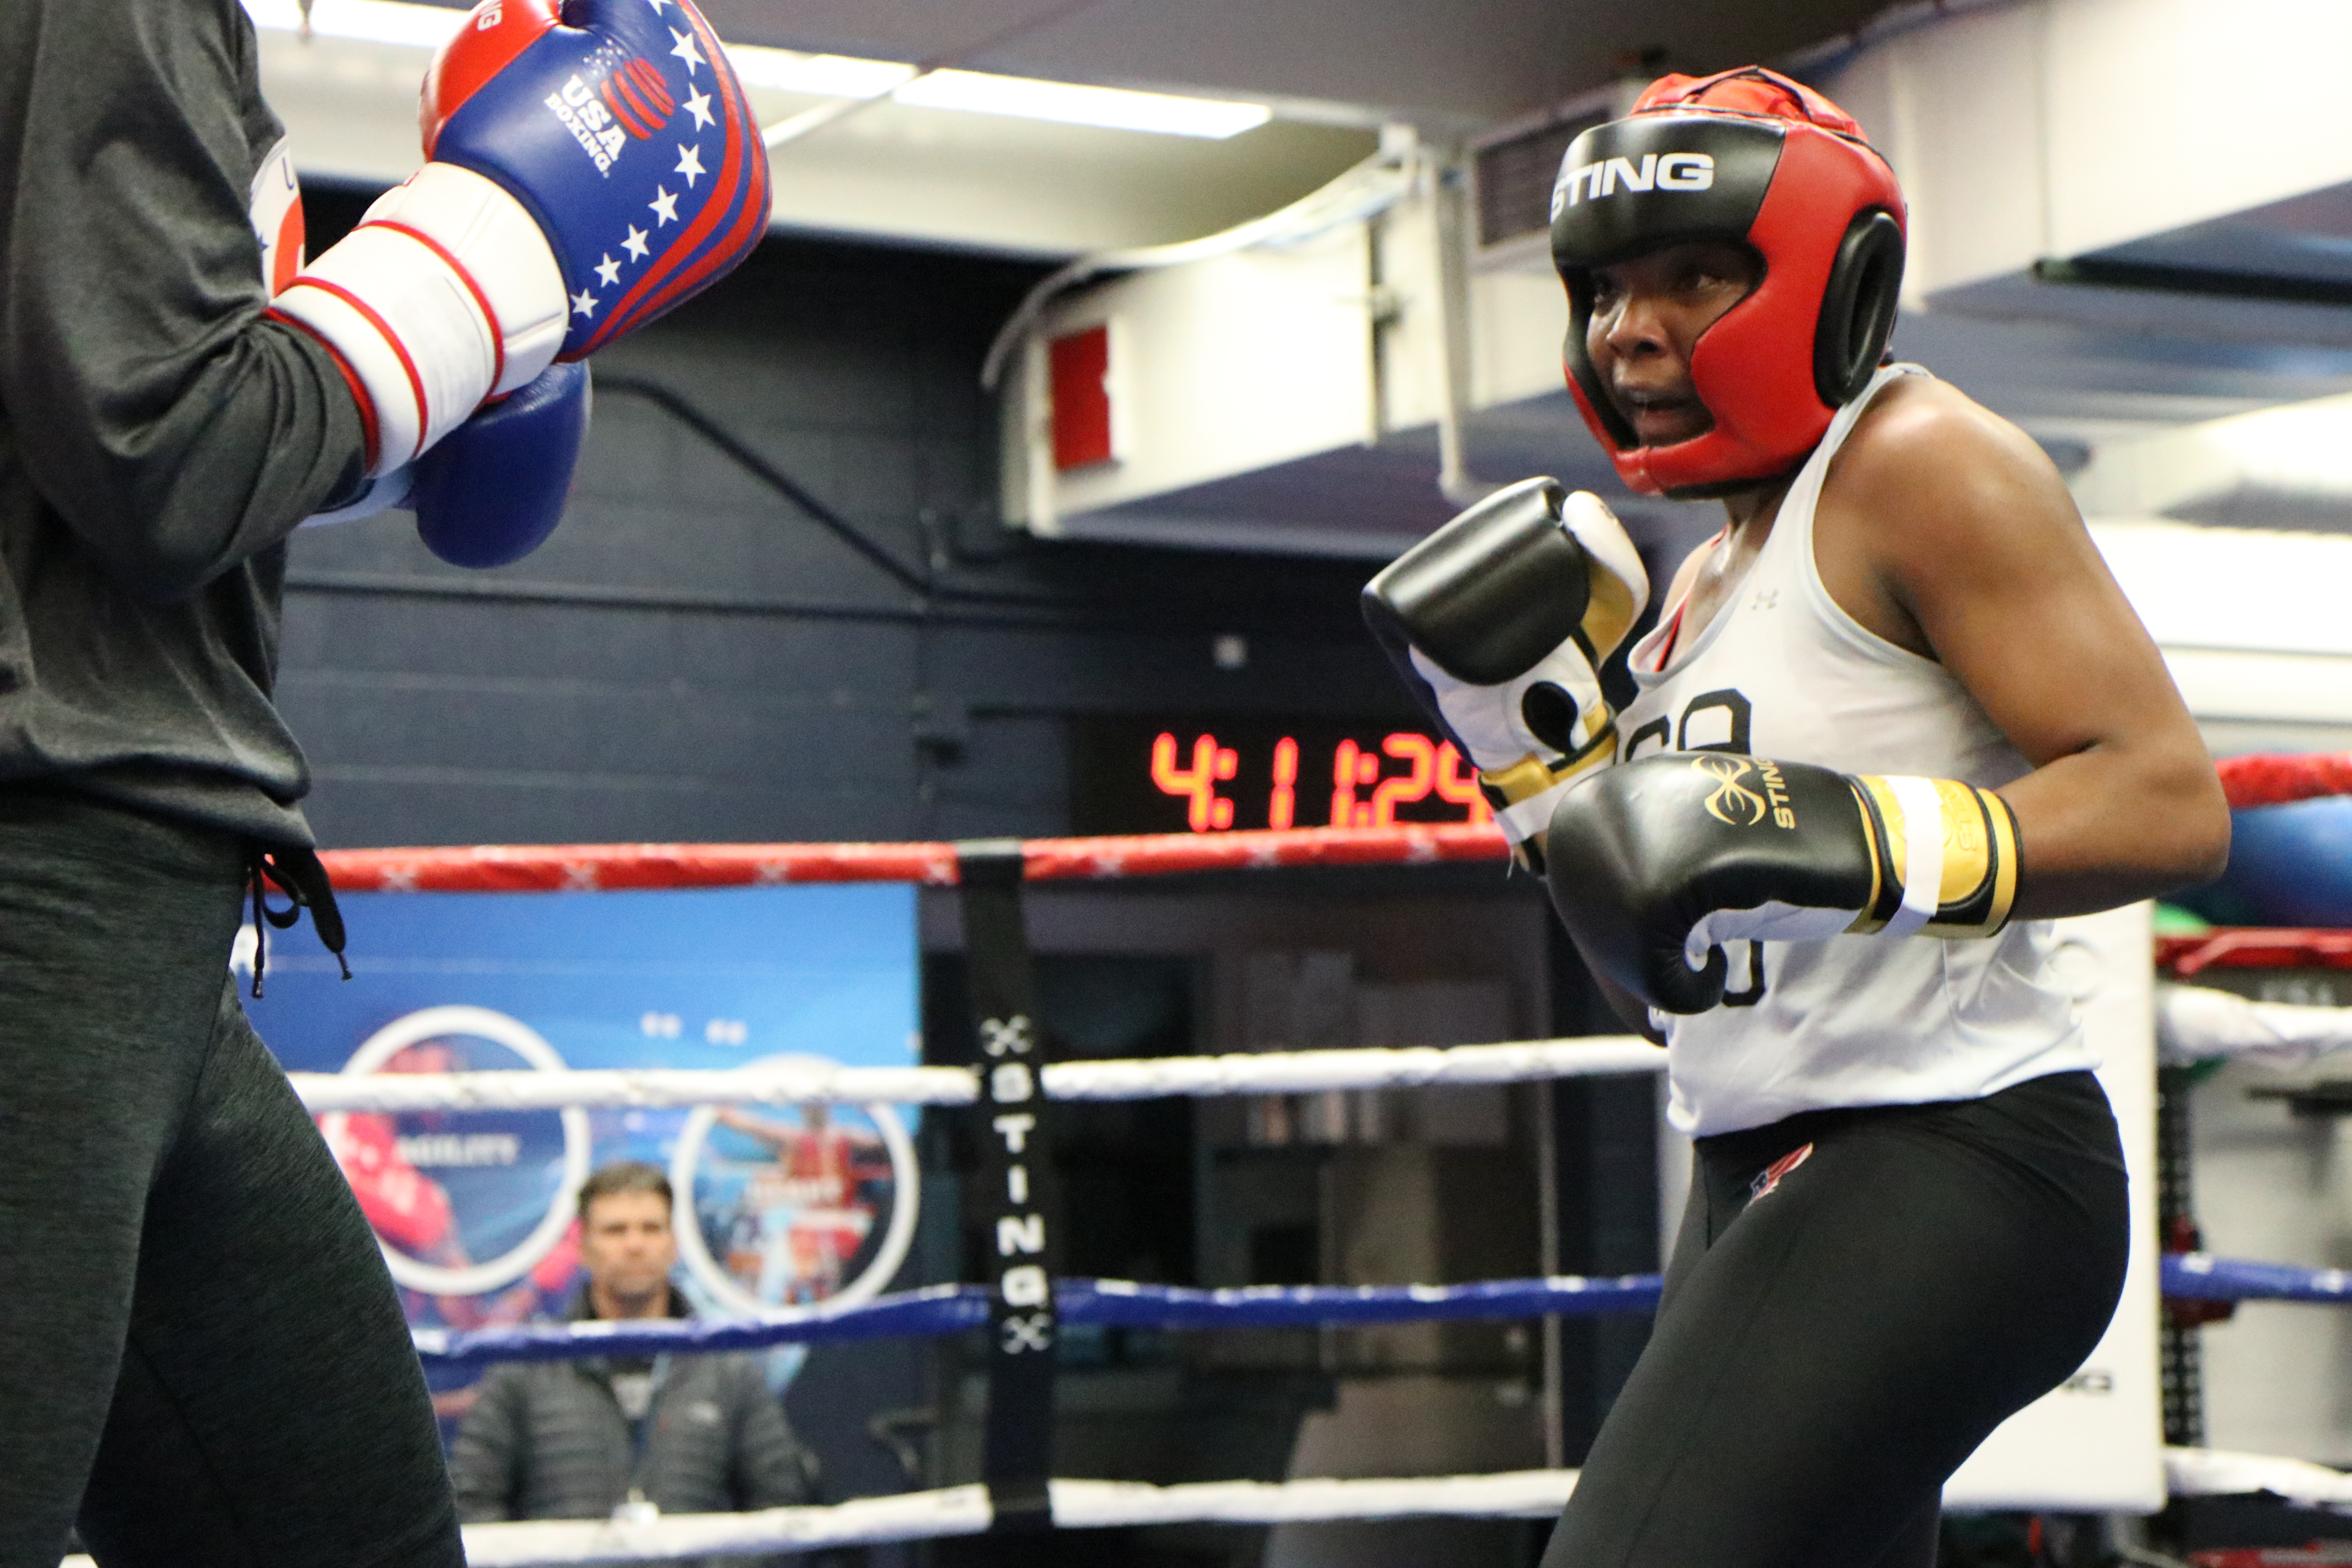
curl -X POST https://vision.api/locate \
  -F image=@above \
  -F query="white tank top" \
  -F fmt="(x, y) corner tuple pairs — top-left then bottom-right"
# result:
(1617, 363), (2095, 1138)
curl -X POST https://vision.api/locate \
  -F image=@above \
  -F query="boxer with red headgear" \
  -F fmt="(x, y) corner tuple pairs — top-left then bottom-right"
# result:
(1551, 67), (1905, 498)
(1363, 67), (2228, 1568)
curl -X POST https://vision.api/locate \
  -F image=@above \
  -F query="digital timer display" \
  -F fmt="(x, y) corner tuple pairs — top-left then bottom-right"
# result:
(1071, 719), (1494, 837)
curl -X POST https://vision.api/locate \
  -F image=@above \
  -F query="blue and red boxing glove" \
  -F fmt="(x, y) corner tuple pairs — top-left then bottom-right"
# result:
(270, 0), (767, 476)
(298, 359), (591, 569)
(412, 359), (592, 568)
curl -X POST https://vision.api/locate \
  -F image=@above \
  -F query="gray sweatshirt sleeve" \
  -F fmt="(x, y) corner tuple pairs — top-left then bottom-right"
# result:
(448, 1370), (528, 1524)
(0, 0), (366, 601)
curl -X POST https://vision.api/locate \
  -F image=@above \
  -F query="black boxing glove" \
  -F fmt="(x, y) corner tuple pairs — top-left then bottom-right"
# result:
(1545, 753), (2021, 1014)
(1361, 477), (1648, 859)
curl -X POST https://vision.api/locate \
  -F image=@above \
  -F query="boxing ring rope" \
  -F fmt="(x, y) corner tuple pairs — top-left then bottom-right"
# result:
(51, 1453), (2352, 1568)
(308, 750), (2349, 895)
(315, 820), (1513, 893)
(438, 1453), (2352, 1567)
(404, 1254), (2352, 1372)
(270, 751), (2352, 1564)
(2211, 752), (2352, 810)
(411, 1274), (1668, 1368)
(288, 1034), (1666, 1113)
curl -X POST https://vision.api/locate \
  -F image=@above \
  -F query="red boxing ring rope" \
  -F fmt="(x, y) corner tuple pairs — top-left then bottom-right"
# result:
(317, 822), (1512, 893)
(2214, 751), (2352, 809)
(316, 753), (2350, 895)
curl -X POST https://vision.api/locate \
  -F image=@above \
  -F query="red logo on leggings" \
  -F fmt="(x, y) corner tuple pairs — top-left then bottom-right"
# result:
(1749, 1142), (1814, 1201)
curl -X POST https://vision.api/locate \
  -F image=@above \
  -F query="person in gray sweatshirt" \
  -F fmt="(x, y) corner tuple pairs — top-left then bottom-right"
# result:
(0, 3), (454, 1563)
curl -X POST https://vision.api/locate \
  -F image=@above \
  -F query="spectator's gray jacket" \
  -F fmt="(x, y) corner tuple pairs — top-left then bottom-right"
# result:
(448, 1295), (813, 1524)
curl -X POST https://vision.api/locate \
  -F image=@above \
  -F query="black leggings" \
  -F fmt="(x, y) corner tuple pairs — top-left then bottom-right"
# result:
(0, 788), (461, 1568)
(1539, 1070), (2130, 1568)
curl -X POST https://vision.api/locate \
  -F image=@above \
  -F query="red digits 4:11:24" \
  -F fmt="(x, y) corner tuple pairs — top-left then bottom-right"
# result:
(1151, 732), (1490, 833)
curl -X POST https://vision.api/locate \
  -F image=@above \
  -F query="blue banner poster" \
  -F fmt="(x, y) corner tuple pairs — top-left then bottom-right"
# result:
(244, 884), (919, 1414)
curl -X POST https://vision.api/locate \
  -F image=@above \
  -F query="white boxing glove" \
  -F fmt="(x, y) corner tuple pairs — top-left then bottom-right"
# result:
(1362, 477), (1649, 854)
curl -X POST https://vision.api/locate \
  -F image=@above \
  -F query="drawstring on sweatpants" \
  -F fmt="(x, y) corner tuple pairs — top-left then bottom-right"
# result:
(246, 846), (351, 998)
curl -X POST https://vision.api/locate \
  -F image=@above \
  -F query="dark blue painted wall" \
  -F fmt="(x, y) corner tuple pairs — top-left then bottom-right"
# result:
(280, 201), (1415, 851)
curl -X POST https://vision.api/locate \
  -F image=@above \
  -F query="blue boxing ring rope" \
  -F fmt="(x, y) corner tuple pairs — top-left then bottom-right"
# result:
(408, 1252), (2352, 1372)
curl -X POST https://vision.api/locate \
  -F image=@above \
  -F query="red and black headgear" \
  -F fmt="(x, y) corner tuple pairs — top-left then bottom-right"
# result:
(1550, 67), (1906, 499)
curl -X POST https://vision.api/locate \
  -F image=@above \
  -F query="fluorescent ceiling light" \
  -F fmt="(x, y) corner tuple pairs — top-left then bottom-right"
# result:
(244, 0), (463, 49)
(895, 69), (1271, 139)
(247, 0), (1272, 139)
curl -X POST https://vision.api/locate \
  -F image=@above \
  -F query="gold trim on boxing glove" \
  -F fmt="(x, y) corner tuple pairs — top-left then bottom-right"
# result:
(1480, 720), (1619, 806)
(1846, 775), (2020, 939)
(1581, 568), (1640, 666)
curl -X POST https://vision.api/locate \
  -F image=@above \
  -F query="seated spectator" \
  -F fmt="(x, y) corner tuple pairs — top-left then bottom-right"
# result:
(449, 1161), (815, 1530)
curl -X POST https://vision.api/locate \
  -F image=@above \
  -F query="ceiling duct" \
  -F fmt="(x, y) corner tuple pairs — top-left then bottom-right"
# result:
(2072, 394), (2352, 535)
(1472, 110), (1604, 250)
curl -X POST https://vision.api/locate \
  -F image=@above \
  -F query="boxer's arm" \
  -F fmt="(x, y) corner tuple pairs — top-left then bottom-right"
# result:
(1826, 379), (2230, 918)
(0, 0), (365, 599)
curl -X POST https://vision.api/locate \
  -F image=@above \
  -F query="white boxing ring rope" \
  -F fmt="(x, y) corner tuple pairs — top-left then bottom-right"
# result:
(286, 1034), (1666, 1113)
(281, 983), (2352, 1117)
(48, 1454), (2352, 1568)
(415, 1454), (2352, 1565)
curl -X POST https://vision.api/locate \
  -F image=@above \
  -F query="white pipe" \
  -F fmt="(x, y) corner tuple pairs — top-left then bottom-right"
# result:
(978, 149), (1418, 390)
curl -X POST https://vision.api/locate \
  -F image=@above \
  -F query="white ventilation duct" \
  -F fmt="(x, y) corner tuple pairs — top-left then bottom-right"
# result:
(2074, 396), (2352, 531)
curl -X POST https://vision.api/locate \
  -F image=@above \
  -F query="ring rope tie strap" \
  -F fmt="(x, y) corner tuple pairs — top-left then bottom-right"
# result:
(953, 838), (1061, 1530)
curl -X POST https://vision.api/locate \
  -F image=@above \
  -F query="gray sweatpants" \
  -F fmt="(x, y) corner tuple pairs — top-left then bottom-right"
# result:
(0, 787), (461, 1568)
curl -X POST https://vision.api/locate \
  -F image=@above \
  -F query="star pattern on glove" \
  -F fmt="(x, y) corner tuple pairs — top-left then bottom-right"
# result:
(551, 11), (731, 340)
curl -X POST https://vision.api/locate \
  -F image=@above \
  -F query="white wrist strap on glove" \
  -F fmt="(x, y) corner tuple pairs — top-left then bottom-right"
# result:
(271, 164), (568, 474)
(298, 467), (415, 528)
(1479, 729), (1620, 844)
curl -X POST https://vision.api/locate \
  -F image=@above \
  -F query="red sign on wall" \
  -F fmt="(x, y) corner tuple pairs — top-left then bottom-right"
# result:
(1049, 324), (1114, 471)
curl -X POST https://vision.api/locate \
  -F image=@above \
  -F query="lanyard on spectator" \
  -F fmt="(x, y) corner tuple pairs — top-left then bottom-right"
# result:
(616, 1355), (670, 1484)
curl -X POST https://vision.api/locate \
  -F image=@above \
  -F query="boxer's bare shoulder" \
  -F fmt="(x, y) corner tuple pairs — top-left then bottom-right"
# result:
(1814, 375), (2087, 662)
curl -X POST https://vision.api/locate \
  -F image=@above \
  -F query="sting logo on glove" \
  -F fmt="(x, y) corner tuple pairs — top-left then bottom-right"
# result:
(1546, 753), (2022, 1014)
(1694, 756), (1797, 830)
